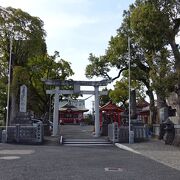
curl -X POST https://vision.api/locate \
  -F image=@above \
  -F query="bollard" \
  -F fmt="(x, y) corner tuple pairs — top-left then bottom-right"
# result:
(129, 131), (134, 144)
(2, 130), (7, 143)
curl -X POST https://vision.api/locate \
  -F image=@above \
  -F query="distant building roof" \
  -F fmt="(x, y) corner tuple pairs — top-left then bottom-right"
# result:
(100, 101), (124, 112)
(59, 102), (89, 112)
(136, 100), (149, 109)
(136, 100), (150, 115)
(59, 99), (86, 109)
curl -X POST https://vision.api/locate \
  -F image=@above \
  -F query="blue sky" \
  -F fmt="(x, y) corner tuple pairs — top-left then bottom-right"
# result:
(1, 0), (135, 110)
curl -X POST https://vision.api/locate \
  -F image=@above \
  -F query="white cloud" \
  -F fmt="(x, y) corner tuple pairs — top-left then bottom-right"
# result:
(45, 13), (98, 31)
(52, 0), (90, 5)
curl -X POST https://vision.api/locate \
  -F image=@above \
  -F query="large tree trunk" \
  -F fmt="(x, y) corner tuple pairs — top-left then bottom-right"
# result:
(177, 90), (180, 119)
(156, 94), (168, 110)
(10, 91), (18, 124)
(156, 92), (168, 123)
(9, 65), (19, 125)
(170, 39), (180, 74)
(147, 89), (156, 124)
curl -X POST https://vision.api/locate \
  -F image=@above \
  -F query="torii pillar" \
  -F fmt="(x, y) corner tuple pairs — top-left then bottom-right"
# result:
(94, 85), (100, 137)
(53, 86), (59, 136)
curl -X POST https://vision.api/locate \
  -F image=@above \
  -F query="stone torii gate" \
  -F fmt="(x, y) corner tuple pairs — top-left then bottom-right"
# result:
(42, 79), (110, 137)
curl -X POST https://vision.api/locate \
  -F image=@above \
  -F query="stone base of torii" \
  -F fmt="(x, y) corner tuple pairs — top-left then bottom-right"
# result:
(42, 79), (110, 137)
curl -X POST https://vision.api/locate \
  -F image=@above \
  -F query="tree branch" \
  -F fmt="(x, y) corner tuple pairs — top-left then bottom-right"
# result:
(112, 67), (128, 81)
(173, 18), (180, 36)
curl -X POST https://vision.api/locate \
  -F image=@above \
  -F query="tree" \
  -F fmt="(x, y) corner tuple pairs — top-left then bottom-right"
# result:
(85, 1), (179, 123)
(131, 0), (180, 68)
(85, 12), (156, 122)
(131, 0), (180, 116)
(147, 48), (176, 108)
(99, 88), (111, 106)
(0, 7), (74, 123)
(109, 80), (129, 108)
(26, 52), (74, 116)
(85, 53), (111, 80)
(109, 76), (146, 108)
(0, 7), (47, 123)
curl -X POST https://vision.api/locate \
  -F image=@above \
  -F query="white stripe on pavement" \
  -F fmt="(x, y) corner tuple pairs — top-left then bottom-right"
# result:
(115, 143), (141, 154)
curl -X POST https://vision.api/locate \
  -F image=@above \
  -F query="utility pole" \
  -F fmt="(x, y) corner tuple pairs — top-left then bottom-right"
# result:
(128, 37), (132, 144)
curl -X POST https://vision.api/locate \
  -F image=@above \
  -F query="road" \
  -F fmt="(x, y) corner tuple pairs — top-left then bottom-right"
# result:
(0, 143), (180, 180)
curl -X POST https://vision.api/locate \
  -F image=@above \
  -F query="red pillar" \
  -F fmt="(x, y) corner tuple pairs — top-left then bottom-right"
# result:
(118, 112), (121, 127)
(100, 111), (102, 128)
(114, 112), (116, 123)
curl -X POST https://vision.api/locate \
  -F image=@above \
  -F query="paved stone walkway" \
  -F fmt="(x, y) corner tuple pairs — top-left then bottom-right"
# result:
(60, 125), (95, 139)
(117, 138), (180, 171)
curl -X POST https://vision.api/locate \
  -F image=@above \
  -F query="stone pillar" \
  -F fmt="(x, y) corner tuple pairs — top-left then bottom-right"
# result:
(19, 85), (27, 113)
(94, 86), (100, 137)
(53, 87), (59, 136)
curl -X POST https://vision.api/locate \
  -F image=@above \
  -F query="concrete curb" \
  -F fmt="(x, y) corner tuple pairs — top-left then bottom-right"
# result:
(115, 143), (141, 155)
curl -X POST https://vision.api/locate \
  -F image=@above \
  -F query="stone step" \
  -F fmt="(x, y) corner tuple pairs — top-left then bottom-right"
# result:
(63, 143), (113, 146)
(63, 138), (109, 142)
(62, 138), (112, 146)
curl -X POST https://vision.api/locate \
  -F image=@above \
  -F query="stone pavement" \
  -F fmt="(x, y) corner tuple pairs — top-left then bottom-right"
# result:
(1, 125), (180, 179)
(60, 125), (95, 139)
(58, 125), (180, 171)
(116, 138), (180, 171)
(1, 141), (180, 180)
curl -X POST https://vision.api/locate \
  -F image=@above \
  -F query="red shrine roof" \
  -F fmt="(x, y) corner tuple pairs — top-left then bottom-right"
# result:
(59, 103), (89, 112)
(100, 101), (124, 112)
(137, 100), (149, 108)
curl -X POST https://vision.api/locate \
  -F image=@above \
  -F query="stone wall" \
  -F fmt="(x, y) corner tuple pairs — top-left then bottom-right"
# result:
(167, 92), (180, 124)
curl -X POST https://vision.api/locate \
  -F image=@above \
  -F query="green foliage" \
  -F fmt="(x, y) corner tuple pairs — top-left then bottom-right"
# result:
(130, 0), (180, 112)
(109, 80), (129, 106)
(85, 0), (180, 114)
(0, 6), (47, 120)
(99, 88), (111, 106)
(131, 2), (169, 51)
(0, 7), (46, 64)
(12, 66), (30, 92)
(0, 78), (7, 123)
(148, 48), (177, 98)
(105, 34), (128, 67)
(131, 0), (180, 72)
(109, 77), (146, 108)
(85, 53), (110, 79)
(26, 52), (74, 115)
(0, 7), (74, 121)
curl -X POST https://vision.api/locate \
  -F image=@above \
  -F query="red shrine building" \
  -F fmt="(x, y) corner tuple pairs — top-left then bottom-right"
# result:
(100, 101), (124, 127)
(59, 99), (88, 124)
(137, 100), (150, 124)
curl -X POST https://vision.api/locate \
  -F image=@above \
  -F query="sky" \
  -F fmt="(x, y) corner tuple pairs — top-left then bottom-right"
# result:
(1, 0), (135, 112)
